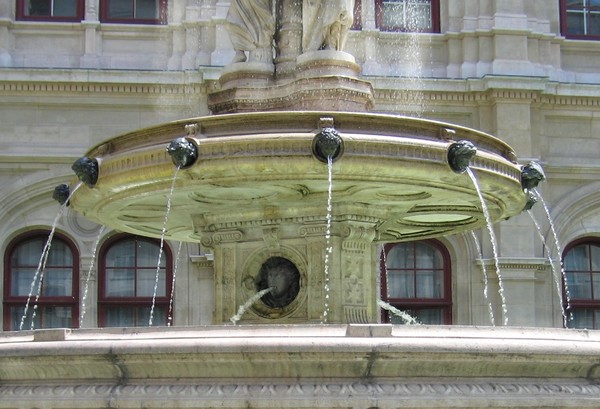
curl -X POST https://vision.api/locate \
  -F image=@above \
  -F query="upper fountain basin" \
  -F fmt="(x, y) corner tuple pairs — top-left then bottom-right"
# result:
(69, 111), (527, 243)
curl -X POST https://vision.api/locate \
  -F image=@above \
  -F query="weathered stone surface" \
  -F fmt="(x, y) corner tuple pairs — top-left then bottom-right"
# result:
(0, 325), (599, 408)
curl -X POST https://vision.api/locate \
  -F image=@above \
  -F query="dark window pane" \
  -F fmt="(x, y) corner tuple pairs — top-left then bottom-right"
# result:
(25, 0), (51, 16)
(105, 306), (135, 327)
(137, 268), (165, 297)
(43, 269), (72, 296)
(137, 240), (162, 268)
(567, 12), (586, 35)
(137, 0), (158, 19)
(46, 240), (72, 266)
(108, 0), (133, 18)
(40, 306), (72, 328)
(106, 268), (135, 296)
(593, 273), (600, 299)
(11, 268), (37, 296)
(590, 12), (600, 34)
(567, 272), (592, 299)
(104, 305), (166, 327)
(566, 0), (585, 9)
(106, 240), (135, 268)
(388, 270), (414, 298)
(570, 308), (594, 329)
(54, 0), (78, 17)
(416, 270), (443, 298)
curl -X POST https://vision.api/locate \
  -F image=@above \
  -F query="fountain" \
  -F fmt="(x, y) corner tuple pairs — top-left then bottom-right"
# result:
(1, 3), (599, 408)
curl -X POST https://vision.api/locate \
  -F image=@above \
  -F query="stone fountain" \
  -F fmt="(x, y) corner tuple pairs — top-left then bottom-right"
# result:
(1, 3), (598, 408)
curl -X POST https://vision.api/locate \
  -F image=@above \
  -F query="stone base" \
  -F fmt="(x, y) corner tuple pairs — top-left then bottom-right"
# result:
(209, 50), (374, 114)
(1, 325), (599, 408)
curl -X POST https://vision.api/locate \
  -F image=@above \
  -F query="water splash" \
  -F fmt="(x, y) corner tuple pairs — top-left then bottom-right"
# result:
(230, 287), (274, 325)
(22, 182), (82, 330)
(79, 225), (106, 327)
(149, 167), (179, 326)
(470, 231), (495, 326)
(466, 168), (508, 325)
(532, 189), (572, 324)
(322, 156), (333, 323)
(167, 241), (183, 327)
(377, 300), (419, 325)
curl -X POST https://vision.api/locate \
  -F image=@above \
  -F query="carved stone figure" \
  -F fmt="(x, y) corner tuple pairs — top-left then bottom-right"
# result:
(521, 161), (546, 191)
(447, 140), (477, 174)
(256, 257), (300, 308)
(302, 0), (355, 52)
(72, 156), (99, 187)
(226, 0), (276, 63)
(166, 137), (198, 169)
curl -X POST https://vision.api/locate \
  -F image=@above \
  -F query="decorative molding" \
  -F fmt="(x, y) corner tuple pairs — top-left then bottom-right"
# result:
(0, 380), (598, 407)
(0, 82), (203, 95)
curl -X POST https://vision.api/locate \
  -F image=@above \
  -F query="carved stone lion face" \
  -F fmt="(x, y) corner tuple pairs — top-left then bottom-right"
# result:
(71, 156), (99, 187)
(521, 162), (545, 191)
(447, 140), (477, 174)
(166, 137), (198, 169)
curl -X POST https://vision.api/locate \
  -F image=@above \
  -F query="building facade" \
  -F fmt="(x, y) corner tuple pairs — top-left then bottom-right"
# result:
(2, 0), (600, 331)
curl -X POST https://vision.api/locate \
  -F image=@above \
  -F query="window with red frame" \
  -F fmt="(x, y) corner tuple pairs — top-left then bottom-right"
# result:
(3, 231), (79, 331)
(380, 239), (452, 324)
(560, 0), (600, 39)
(100, 0), (167, 24)
(352, 0), (362, 30)
(16, 0), (84, 22)
(98, 235), (172, 327)
(375, 0), (440, 32)
(563, 239), (600, 329)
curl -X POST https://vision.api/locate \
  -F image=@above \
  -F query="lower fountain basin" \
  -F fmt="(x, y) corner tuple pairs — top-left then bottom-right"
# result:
(70, 111), (526, 243)
(0, 325), (599, 408)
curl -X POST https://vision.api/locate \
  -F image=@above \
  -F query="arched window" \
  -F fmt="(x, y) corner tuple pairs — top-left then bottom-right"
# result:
(98, 235), (172, 327)
(375, 0), (440, 32)
(3, 231), (79, 331)
(563, 238), (600, 329)
(380, 239), (451, 324)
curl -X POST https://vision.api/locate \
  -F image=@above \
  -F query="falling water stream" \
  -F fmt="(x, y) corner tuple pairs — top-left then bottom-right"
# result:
(466, 168), (508, 325)
(322, 156), (333, 323)
(470, 230), (495, 326)
(21, 182), (83, 330)
(79, 225), (106, 326)
(167, 241), (183, 327)
(148, 166), (180, 326)
(532, 189), (572, 324)
(527, 210), (568, 326)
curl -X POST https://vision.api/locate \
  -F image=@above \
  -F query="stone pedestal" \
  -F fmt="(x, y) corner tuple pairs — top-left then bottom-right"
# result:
(201, 217), (378, 324)
(208, 50), (374, 114)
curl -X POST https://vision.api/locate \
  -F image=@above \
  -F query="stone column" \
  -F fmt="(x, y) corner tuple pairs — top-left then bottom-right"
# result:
(275, 0), (302, 78)
(167, 1), (185, 70)
(339, 221), (377, 323)
(210, 0), (235, 66)
(79, 256), (98, 328)
(0, 0), (12, 67)
(80, 0), (100, 68)
(196, 0), (217, 66)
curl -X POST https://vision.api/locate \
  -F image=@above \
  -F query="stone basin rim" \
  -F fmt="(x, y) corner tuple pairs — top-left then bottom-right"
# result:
(85, 111), (517, 163)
